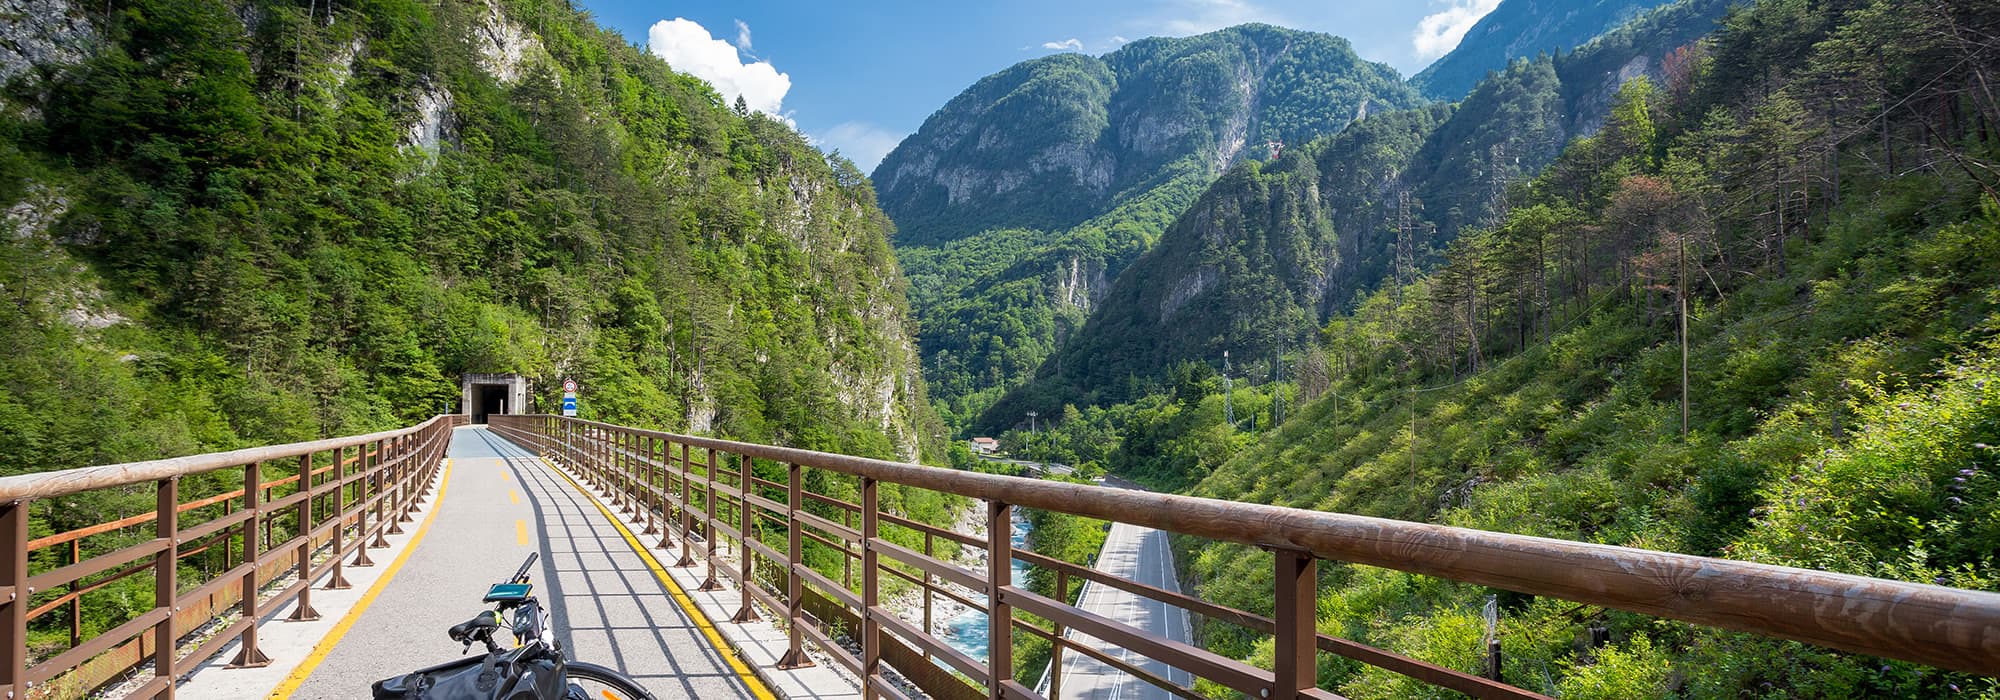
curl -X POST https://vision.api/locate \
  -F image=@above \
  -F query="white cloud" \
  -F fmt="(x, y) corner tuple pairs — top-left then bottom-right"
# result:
(733, 19), (753, 53)
(1412, 0), (1502, 60)
(1042, 38), (1085, 52)
(814, 121), (906, 172)
(1110, 35), (1131, 46)
(648, 18), (791, 115)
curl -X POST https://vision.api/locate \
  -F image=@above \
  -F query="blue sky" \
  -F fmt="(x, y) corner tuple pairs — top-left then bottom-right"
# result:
(571, 1), (1502, 172)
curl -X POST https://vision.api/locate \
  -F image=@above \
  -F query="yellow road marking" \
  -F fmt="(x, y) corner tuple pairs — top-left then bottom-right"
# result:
(501, 470), (509, 481)
(516, 520), (529, 545)
(544, 460), (776, 700)
(510, 489), (520, 504)
(268, 458), (453, 699)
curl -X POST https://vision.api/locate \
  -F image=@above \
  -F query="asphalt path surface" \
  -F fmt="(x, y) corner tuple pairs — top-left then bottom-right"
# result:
(290, 426), (754, 699)
(1049, 503), (1193, 700)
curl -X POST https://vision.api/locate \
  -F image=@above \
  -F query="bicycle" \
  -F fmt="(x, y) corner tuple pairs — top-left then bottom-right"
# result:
(373, 553), (657, 699)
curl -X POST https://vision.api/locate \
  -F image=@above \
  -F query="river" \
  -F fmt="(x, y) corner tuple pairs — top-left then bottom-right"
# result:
(938, 511), (1032, 663)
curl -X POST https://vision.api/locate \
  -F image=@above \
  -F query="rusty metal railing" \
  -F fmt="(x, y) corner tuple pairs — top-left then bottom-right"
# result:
(490, 414), (2000, 699)
(0, 415), (455, 699)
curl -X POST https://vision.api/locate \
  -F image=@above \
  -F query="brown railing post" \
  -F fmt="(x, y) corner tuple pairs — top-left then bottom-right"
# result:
(326, 448), (353, 589)
(393, 437), (415, 529)
(67, 537), (82, 649)
(1274, 549), (1316, 700)
(384, 439), (406, 536)
(1051, 569), (1067, 700)
(229, 463), (271, 668)
(922, 531), (934, 662)
(675, 444), (696, 565)
(289, 453), (319, 622)
(860, 477), (880, 700)
(778, 462), (811, 669)
(697, 449), (720, 586)
(731, 455), (759, 623)
(987, 500), (1013, 700)
(616, 431), (633, 514)
(153, 477), (178, 697)
(351, 444), (376, 568)
(643, 437), (661, 537)
(3, 500), (27, 700)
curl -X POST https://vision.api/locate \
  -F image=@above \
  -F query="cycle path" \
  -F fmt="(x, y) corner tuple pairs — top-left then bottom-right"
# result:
(285, 426), (758, 699)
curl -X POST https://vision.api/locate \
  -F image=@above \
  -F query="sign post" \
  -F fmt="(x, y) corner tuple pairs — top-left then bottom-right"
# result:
(562, 379), (579, 417)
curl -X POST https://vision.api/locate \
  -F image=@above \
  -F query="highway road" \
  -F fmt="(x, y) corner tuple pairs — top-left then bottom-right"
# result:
(1045, 510), (1193, 699)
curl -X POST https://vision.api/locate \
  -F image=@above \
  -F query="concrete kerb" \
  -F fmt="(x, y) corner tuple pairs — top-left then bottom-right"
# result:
(537, 455), (863, 700)
(169, 458), (452, 699)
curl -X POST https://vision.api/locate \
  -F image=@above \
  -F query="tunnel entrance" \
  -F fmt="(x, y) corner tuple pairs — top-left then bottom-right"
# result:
(473, 384), (507, 424)
(460, 373), (529, 424)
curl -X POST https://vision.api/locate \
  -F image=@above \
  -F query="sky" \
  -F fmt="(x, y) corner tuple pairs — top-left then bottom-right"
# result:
(571, 1), (1504, 173)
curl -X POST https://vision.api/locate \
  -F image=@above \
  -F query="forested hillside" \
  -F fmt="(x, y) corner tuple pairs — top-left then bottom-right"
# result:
(981, 0), (1730, 430)
(1410, 0), (1676, 100)
(0, 0), (943, 478)
(876, 25), (1422, 429)
(1165, 0), (1999, 696)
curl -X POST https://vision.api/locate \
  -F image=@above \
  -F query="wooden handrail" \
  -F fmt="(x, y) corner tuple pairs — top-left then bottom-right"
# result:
(0, 415), (458, 699)
(0, 418), (451, 501)
(492, 413), (2000, 700)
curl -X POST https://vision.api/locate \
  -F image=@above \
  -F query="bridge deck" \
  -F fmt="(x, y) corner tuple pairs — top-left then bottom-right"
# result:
(286, 427), (760, 699)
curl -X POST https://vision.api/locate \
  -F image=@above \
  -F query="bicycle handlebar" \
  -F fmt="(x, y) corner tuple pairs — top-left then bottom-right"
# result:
(510, 553), (538, 584)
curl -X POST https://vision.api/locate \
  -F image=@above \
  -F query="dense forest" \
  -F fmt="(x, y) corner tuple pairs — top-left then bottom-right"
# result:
(993, 0), (2000, 696)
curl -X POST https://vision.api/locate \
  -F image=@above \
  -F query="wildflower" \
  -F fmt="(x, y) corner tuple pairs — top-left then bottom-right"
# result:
(1935, 576), (1949, 585)
(1947, 496), (1964, 505)
(1962, 469), (1979, 476)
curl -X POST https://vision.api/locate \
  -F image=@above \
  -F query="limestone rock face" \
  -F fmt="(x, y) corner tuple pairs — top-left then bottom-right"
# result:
(0, 0), (95, 98)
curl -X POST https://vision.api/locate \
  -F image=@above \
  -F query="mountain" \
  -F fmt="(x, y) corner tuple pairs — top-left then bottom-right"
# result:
(0, 0), (942, 473)
(1410, 0), (1677, 101)
(979, 0), (1734, 428)
(876, 24), (1424, 427)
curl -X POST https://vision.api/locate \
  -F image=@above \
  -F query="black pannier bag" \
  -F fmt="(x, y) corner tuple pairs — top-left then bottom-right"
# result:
(372, 651), (568, 699)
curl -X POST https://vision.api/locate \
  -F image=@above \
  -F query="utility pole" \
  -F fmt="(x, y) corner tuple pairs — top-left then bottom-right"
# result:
(1273, 349), (1284, 426)
(1025, 410), (1038, 463)
(1222, 351), (1233, 430)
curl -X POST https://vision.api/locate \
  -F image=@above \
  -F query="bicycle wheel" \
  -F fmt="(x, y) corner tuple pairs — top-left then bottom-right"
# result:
(565, 661), (658, 700)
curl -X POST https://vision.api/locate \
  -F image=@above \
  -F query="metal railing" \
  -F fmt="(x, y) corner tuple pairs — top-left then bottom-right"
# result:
(492, 414), (2000, 700)
(0, 415), (455, 699)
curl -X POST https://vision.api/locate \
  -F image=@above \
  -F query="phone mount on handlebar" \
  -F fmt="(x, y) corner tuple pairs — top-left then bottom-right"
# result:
(484, 582), (532, 605)
(481, 552), (538, 609)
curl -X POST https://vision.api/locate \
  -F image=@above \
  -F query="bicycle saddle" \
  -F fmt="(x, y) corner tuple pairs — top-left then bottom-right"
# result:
(448, 610), (502, 644)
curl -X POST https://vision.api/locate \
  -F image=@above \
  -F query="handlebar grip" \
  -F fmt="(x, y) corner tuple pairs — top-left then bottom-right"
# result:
(511, 552), (538, 583)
